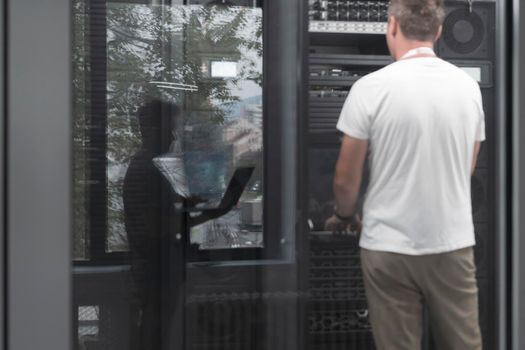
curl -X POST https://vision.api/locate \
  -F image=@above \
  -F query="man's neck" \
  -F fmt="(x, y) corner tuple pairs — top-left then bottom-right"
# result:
(395, 42), (435, 61)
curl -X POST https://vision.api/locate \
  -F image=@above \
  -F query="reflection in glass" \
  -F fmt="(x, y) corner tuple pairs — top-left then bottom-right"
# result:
(72, 1), (302, 350)
(78, 306), (100, 346)
(98, 4), (263, 252)
(73, 2), (268, 349)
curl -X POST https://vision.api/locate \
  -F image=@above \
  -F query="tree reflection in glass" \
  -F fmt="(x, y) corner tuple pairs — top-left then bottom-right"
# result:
(73, 3), (264, 253)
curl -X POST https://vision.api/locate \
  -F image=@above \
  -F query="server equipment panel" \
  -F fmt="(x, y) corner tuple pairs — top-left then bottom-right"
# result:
(309, 0), (389, 34)
(308, 54), (390, 136)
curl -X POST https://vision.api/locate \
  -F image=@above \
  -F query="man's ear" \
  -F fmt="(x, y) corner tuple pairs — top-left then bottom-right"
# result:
(388, 16), (398, 38)
(434, 25), (443, 42)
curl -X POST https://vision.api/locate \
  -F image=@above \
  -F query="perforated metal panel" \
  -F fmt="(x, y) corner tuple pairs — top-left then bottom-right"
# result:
(308, 235), (375, 349)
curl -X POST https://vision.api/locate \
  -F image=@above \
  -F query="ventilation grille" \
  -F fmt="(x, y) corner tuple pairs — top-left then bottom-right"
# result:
(308, 235), (375, 349)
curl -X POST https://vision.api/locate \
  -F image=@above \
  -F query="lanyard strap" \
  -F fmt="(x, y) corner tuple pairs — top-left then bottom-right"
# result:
(400, 47), (436, 60)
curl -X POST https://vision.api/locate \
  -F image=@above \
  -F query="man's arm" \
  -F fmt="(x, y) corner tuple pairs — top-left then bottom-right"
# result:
(332, 135), (368, 217)
(472, 141), (481, 175)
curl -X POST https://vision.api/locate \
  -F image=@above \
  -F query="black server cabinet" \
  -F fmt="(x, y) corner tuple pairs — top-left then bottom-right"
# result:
(304, 1), (502, 349)
(436, 2), (498, 349)
(306, 3), (391, 349)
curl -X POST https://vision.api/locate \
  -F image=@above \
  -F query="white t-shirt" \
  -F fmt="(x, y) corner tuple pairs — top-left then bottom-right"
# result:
(336, 57), (485, 255)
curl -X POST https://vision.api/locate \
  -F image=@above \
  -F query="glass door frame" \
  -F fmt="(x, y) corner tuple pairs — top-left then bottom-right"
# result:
(4, 0), (309, 350)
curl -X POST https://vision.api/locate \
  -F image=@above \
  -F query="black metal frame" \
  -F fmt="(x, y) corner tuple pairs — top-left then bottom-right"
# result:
(85, 0), (113, 264)
(0, 0), (5, 347)
(297, 0), (310, 349)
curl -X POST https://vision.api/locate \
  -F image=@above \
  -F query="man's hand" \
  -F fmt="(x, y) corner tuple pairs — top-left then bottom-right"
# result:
(324, 214), (362, 236)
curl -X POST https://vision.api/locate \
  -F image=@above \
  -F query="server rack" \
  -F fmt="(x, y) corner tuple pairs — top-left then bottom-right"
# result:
(436, 3), (499, 348)
(306, 3), (391, 349)
(304, 0), (506, 349)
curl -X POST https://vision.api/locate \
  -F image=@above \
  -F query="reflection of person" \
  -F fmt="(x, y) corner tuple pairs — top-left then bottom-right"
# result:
(326, 0), (484, 349)
(123, 99), (169, 350)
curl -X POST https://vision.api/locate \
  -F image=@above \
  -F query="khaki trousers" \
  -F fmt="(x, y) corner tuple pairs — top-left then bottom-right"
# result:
(360, 247), (482, 350)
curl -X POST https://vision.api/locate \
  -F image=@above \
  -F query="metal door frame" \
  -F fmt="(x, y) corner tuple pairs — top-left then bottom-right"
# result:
(496, 0), (509, 349)
(5, 0), (71, 349)
(0, 0), (4, 348)
(513, 0), (525, 349)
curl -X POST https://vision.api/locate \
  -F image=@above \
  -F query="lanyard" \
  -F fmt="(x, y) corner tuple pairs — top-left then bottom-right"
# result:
(400, 47), (436, 60)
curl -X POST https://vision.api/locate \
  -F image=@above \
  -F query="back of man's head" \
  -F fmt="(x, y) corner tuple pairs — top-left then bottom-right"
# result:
(388, 0), (445, 42)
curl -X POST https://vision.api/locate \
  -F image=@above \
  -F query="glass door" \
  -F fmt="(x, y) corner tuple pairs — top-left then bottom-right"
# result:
(72, 1), (305, 349)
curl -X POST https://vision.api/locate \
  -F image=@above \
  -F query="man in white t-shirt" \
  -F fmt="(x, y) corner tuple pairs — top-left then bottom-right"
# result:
(325, 0), (484, 348)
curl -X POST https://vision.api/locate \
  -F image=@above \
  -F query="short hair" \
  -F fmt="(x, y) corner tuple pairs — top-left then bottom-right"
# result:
(388, 0), (445, 41)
